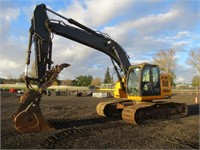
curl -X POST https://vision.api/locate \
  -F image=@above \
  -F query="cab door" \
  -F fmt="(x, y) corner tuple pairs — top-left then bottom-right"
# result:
(141, 65), (161, 96)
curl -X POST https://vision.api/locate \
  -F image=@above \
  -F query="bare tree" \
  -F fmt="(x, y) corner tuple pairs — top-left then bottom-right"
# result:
(186, 48), (200, 75)
(91, 77), (102, 86)
(153, 49), (177, 85)
(6, 73), (14, 80)
(153, 49), (177, 73)
(18, 72), (25, 83)
(61, 79), (72, 85)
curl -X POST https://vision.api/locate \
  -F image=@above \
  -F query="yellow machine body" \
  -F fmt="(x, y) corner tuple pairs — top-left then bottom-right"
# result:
(114, 77), (127, 99)
(125, 63), (172, 101)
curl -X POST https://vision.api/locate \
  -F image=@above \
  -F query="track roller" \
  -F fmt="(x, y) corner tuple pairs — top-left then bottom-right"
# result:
(122, 102), (188, 124)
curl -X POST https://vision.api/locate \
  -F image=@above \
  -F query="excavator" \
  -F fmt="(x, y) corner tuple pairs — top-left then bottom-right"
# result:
(12, 4), (188, 132)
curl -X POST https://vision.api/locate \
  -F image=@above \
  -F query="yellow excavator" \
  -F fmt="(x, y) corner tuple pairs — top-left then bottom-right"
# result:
(12, 4), (188, 132)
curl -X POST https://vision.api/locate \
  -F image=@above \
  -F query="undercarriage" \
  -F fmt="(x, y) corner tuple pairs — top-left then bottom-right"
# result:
(13, 92), (188, 133)
(96, 99), (188, 125)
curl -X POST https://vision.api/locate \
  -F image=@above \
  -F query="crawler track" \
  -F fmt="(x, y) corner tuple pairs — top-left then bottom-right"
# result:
(96, 99), (188, 125)
(96, 99), (132, 116)
(48, 116), (121, 129)
(122, 102), (188, 124)
(39, 117), (125, 149)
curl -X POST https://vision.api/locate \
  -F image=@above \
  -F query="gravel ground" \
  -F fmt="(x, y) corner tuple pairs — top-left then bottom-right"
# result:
(1, 92), (199, 149)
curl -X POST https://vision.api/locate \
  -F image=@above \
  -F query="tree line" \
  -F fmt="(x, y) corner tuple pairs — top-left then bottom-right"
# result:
(1, 48), (199, 86)
(0, 67), (113, 87)
(53, 67), (113, 87)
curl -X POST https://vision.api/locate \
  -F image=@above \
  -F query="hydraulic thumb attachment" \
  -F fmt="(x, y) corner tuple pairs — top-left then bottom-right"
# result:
(12, 63), (70, 132)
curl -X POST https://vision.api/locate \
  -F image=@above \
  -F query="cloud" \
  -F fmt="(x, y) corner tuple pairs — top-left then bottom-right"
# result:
(0, 58), (23, 78)
(0, 0), (199, 84)
(0, 58), (22, 69)
(131, 59), (154, 65)
(0, 2), (20, 21)
(0, 2), (25, 78)
(0, 2), (20, 42)
(132, 9), (179, 34)
(103, 8), (181, 40)
(45, 0), (134, 79)
(102, 0), (199, 65)
(174, 31), (191, 39)
(104, 2), (198, 37)
(57, 0), (133, 27)
(52, 36), (95, 63)
(171, 41), (191, 51)
(176, 76), (185, 83)
(49, 33), (115, 80)
(175, 64), (197, 83)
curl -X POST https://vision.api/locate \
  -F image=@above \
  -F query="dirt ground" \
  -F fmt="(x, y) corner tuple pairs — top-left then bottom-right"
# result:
(1, 91), (199, 149)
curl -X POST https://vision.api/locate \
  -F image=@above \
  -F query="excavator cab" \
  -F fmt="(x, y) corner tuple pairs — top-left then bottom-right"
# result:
(120, 63), (188, 124)
(127, 63), (168, 101)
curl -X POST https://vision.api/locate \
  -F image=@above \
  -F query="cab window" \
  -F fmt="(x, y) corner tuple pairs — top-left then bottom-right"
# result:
(127, 67), (140, 96)
(141, 66), (160, 96)
(152, 67), (160, 94)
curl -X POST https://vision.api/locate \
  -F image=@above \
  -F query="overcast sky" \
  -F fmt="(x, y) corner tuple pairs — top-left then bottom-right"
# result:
(0, 0), (199, 83)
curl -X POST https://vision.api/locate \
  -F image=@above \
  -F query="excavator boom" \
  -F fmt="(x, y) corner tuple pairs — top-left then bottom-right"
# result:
(13, 4), (131, 132)
(31, 4), (130, 85)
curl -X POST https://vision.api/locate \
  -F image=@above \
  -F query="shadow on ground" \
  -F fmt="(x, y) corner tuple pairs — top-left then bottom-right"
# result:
(187, 104), (199, 116)
(48, 116), (122, 129)
(48, 103), (199, 130)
